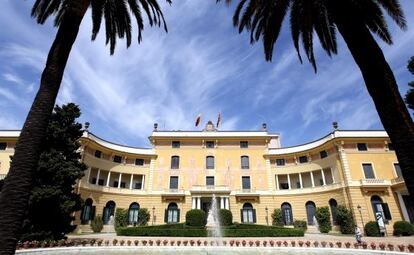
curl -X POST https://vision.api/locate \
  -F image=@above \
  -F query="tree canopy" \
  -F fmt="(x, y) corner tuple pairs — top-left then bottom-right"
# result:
(406, 56), (414, 112)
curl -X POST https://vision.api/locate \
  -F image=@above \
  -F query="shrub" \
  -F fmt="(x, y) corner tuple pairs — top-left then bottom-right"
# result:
(222, 227), (304, 237)
(115, 208), (127, 230)
(90, 216), (103, 233)
(185, 209), (206, 227)
(271, 209), (284, 226)
(315, 206), (332, 233)
(336, 205), (354, 234)
(293, 220), (307, 231)
(117, 226), (207, 237)
(218, 209), (233, 226)
(365, 221), (380, 237)
(393, 221), (414, 236)
(137, 208), (151, 226)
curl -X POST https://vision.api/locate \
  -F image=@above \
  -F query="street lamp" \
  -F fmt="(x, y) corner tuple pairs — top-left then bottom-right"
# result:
(152, 206), (155, 225)
(265, 206), (269, 225)
(357, 205), (365, 234)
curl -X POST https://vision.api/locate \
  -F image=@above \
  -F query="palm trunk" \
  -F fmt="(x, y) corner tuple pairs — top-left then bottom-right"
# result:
(0, 1), (89, 254)
(331, 3), (414, 202)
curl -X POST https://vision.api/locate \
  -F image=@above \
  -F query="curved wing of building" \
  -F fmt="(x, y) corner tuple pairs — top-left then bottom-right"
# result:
(0, 126), (412, 234)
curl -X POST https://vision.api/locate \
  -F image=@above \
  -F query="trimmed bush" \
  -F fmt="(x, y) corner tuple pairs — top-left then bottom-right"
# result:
(336, 205), (354, 234)
(185, 209), (206, 227)
(271, 209), (284, 226)
(218, 209), (233, 226)
(117, 226), (207, 237)
(90, 216), (103, 233)
(223, 227), (304, 237)
(137, 208), (150, 226)
(393, 221), (414, 236)
(315, 206), (332, 233)
(365, 221), (380, 237)
(293, 220), (307, 231)
(115, 208), (127, 230)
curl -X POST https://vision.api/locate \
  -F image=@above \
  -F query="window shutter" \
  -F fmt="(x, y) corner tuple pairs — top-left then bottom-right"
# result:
(253, 209), (257, 223)
(164, 209), (168, 223)
(91, 206), (96, 220)
(240, 209), (244, 223)
(177, 209), (180, 223)
(382, 203), (392, 220)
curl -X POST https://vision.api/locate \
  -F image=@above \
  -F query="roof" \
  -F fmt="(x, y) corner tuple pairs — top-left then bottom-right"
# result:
(149, 130), (279, 139)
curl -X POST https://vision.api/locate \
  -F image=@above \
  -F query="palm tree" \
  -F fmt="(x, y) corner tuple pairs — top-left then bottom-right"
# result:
(219, 0), (414, 200)
(0, 0), (170, 253)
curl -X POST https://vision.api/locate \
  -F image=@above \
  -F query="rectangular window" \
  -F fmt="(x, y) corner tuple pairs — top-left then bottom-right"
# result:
(0, 142), (7, 150)
(167, 209), (179, 223)
(362, 163), (375, 179)
(206, 176), (215, 186)
(357, 143), (368, 151)
(298, 156), (308, 163)
(172, 141), (180, 148)
(170, 176), (179, 189)
(171, 156), (180, 169)
(240, 141), (248, 148)
(94, 150), (102, 158)
(135, 158), (144, 166)
(242, 176), (251, 190)
(319, 150), (328, 159)
(241, 156), (250, 169)
(206, 156), (214, 169)
(206, 141), (215, 148)
(276, 159), (285, 166)
(113, 155), (122, 163)
(394, 163), (402, 177)
(388, 143), (394, 151)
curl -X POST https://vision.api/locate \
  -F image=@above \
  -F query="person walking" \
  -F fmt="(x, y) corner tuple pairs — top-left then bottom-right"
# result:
(355, 226), (363, 244)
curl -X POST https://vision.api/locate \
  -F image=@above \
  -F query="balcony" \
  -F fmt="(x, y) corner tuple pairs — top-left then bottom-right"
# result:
(190, 185), (230, 194)
(360, 179), (391, 187)
(234, 188), (260, 202)
(274, 183), (342, 195)
(391, 176), (405, 186)
(81, 182), (147, 195)
(161, 189), (186, 202)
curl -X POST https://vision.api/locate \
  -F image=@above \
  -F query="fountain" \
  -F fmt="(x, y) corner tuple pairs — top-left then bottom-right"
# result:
(205, 194), (223, 246)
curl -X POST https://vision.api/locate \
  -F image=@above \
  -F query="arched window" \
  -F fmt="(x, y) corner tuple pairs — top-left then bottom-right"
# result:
(171, 156), (180, 169)
(371, 195), (391, 223)
(241, 203), (256, 223)
(241, 156), (249, 169)
(165, 203), (180, 224)
(102, 200), (116, 225)
(306, 201), (316, 225)
(81, 198), (95, 225)
(206, 156), (215, 169)
(281, 202), (293, 225)
(128, 203), (140, 225)
(329, 199), (338, 225)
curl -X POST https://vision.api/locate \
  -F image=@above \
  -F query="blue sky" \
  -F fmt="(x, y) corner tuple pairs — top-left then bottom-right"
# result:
(0, 0), (413, 147)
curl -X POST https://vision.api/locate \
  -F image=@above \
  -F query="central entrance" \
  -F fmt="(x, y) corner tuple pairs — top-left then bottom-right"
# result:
(201, 197), (219, 214)
(191, 195), (230, 211)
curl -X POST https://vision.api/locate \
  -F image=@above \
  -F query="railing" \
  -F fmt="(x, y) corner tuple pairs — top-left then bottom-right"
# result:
(162, 188), (186, 194)
(391, 176), (405, 185)
(190, 185), (230, 192)
(81, 182), (146, 194)
(360, 179), (390, 186)
(234, 188), (258, 194)
(275, 182), (342, 195)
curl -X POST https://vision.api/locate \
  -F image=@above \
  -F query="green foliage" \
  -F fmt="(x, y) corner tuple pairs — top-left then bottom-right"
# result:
(406, 56), (414, 111)
(185, 209), (206, 227)
(19, 103), (87, 241)
(115, 208), (127, 230)
(365, 221), (380, 236)
(271, 209), (284, 226)
(137, 208), (150, 226)
(293, 220), (307, 231)
(218, 209), (233, 226)
(393, 221), (414, 236)
(315, 206), (332, 233)
(222, 228), (304, 237)
(336, 205), (355, 234)
(91, 216), (103, 233)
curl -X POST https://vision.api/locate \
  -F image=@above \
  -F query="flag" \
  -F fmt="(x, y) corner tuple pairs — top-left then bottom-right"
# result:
(195, 114), (202, 127)
(216, 112), (221, 128)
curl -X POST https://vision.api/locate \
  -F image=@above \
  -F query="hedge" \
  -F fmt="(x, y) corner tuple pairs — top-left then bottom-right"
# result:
(137, 208), (150, 226)
(90, 215), (103, 233)
(393, 221), (414, 236)
(315, 206), (332, 233)
(336, 205), (354, 234)
(218, 209), (233, 226)
(117, 227), (207, 237)
(222, 227), (304, 237)
(293, 220), (307, 231)
(185, 209), (206, 227)
(271, 209), (284, 226)
(365, 221), (380, 237)
(115, 208), (127, 230)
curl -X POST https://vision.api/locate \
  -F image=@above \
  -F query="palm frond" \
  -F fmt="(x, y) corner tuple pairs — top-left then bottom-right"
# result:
(91, 0), (104, 40)
(376, 0), (407, 29)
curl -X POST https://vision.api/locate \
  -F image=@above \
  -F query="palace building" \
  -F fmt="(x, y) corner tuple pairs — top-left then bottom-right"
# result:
(0, 121), (413, 235)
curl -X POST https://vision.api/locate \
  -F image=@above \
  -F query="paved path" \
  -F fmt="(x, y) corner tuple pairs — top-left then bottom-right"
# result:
(68, 233), (414, 245)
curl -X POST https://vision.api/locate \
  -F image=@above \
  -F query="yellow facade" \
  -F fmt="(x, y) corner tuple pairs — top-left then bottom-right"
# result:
(0, 125), (412, 235)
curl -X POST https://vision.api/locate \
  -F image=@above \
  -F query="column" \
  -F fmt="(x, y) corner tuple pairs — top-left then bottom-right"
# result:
(287, 174), (291, 190)
(276, 175), (279, 190)
(118, 173), (122, 188)
(299, 173), (303, 189)
(192, 197), (196, 209)
(310, 171), (315, 187)
(220, 197), (225, 209)
(321, 169), (326, 186)
(87, 167), (92, 183)
(397, 192), (410, 221)
(106, 171), (111, 187)
(130, 174), (134, 189)
(141, 175), (145, 190)
(196, 197), (201, 209)
(330, 168), (335, 183)
(226, 197), (229, 210)
(96, 169), (101, 185)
